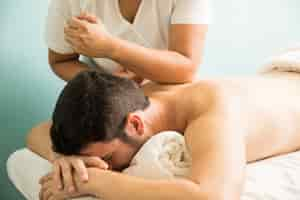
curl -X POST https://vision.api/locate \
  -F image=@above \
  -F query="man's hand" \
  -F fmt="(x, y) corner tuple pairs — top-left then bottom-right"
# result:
(64, 12), (115, 58)
(39, 172), (84, 200)
(52, 155), (108, 193)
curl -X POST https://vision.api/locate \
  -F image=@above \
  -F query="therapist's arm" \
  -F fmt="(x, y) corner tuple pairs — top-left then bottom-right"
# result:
(110, 24), (208, 84)
(48, 49), (91, 82)
(65, 16), (208, 84)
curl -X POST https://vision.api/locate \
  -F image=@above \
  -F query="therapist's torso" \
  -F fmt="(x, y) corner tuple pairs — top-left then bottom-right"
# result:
(46, 0), (211, 73)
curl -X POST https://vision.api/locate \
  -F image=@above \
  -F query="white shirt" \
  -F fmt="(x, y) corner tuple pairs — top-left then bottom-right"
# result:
(46, 0), (212, 73)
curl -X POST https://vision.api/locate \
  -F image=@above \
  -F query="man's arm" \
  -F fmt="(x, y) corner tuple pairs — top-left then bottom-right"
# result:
(27, 121), (109, 194)
(49, 49), (91, 82)
(78, 169), (212, 200)
(79, 111), (246, 200)
(26, 121), (56, 162)
(184, 114), (246, 199)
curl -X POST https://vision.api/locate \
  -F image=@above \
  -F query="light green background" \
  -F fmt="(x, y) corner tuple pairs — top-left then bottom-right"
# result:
(0, 0), (299, 199)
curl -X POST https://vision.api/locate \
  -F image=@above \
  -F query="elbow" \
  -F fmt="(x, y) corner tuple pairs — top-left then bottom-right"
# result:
(174, 179), (216, 200)
(26, 125), (41, 153)
(48, 55), (65, 75)
(48, 56), (56, 67)
(48, 59), (58, 77)
(178, 180), (238, 200)
(26, 122), (49, 153)
(48, 59), (59, 75)
(191, 189), (235, 200)
(26, 127), (37, 152)
(48, 53), (57, 70)
(184, 64), (198, 82)
(176, 62), (198, 84)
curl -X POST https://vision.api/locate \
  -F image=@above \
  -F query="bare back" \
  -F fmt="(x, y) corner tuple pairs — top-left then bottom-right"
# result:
(142, 72), (300, 163)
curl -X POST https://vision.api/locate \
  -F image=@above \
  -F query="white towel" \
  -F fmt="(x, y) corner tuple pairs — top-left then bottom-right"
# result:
(7, 131), (300, 200)
(260, 46), (300, 74)
(123, 131), (191, 179)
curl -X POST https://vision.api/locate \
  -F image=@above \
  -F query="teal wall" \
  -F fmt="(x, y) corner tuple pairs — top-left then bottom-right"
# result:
(0, 0), (299, 199)
(202, 0), (300, 76)
(0, 1), (64, 199)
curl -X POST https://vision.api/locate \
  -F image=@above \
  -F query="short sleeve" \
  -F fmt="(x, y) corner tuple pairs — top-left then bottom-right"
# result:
(171, 0), (212, 24)
(45, 0), (75, 54)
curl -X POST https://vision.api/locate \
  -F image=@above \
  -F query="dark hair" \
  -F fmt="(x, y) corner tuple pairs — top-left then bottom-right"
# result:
(50, 70), (150, 155)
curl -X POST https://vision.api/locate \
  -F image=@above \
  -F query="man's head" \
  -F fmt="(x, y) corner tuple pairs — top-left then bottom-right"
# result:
(50, 70), (150, 170)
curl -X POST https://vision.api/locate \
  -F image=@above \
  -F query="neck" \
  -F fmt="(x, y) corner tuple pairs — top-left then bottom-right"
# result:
(141, 97), (180, 137)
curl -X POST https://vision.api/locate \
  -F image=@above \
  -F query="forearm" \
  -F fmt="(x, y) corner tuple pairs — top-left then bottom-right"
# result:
(51, 60), (91, 82)
(84, 169), (214, 200)
(109, 38), (198, 84)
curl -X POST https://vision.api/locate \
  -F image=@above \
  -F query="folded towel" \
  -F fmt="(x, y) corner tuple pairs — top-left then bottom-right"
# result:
(123, 131), (191, 179)
(260, 46), (300, 74)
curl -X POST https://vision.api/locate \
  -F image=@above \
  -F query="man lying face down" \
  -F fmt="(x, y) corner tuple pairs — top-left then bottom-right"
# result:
(27, 70), (300, 200)
(50, 71), (152, 172)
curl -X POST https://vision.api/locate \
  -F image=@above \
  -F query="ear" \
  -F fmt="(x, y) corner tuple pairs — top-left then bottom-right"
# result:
(124, 113), (144, 137)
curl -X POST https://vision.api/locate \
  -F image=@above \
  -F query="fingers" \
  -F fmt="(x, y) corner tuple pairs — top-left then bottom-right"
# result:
(65, 35), (81, 46)
(133, 76), (145, 85)
(64, 36), (85, 54)
(114, 71), (127, 77)
(83, 156), (109, 169)
(67, 17), (87, 31)
(39, 172), (53, 185)
(64, 25), (85, 48)
(40, 188), (52, 200)
(40, 180), (53, 200)
(49, 155), (108, 196)
(115, 66), (127, 73)
(53, 161), (63, 190)
(77, 12), (98, 23)
(115, 71), (137, 80)
(70, 158), (88, 182)
(59, 159), (75, 193)
(113, 67), (128, 77)
(114, 68), (131, 76)
(64, 26), (80, 38)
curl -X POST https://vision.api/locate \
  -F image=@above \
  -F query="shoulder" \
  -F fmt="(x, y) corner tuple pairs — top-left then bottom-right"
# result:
(168, 0), (212, 24)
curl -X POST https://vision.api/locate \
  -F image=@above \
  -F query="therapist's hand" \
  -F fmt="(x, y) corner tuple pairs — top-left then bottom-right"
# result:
(113, 68), (145, 86)
(64, 12), (116, 58)
(50, 155), (109, 193)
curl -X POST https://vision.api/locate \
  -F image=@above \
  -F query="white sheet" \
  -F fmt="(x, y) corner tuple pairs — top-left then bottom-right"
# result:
(7, 131), (300, 200)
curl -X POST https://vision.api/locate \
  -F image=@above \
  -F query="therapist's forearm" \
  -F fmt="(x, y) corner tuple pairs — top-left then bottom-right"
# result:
(51, 60), (91, 82)
(84, 170), (212, 200)
(108, 38), (198, 84)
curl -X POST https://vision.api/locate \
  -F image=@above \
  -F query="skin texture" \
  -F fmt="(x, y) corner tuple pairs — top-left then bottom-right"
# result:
(39, 0), (207, 198)
(28, 72), (300, 200)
